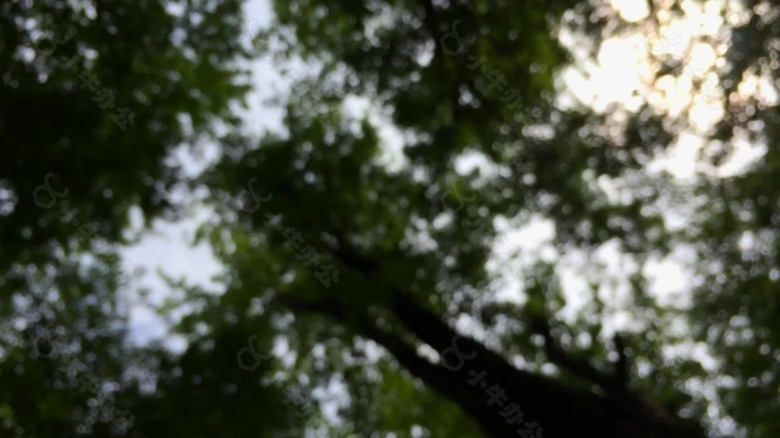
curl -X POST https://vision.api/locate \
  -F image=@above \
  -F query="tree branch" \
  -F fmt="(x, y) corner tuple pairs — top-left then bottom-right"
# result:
(612, 333), (630, 391)
(531, 317), (618, 392)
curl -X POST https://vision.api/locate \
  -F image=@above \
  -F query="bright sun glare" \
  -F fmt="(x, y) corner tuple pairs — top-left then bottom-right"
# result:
(561, 0), (771, 180)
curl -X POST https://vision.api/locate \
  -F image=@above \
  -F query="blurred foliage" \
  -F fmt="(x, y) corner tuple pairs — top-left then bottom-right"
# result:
(2, 0), (780, 436)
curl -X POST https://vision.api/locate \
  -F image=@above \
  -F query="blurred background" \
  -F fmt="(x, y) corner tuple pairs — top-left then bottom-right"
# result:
(1, 0), (779, 436)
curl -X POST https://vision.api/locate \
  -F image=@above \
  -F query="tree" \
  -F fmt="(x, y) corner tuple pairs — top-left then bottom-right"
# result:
(196, 0), (780, 436)
(0, 0), (249, 275)
(4, 0), (780, 436)
(0, 1), (303, 436)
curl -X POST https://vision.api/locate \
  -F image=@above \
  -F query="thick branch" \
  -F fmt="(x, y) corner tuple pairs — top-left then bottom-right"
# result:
(276, 293), (510, 435)
(308, 235), (704, 437)
(612, 333), (630, 391)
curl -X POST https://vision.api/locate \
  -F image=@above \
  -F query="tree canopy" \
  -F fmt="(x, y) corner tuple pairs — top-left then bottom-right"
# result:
(2, 0), (780, 436)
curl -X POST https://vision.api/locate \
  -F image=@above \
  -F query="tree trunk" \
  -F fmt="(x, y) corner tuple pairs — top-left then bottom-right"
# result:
(280, 244), (707, 438)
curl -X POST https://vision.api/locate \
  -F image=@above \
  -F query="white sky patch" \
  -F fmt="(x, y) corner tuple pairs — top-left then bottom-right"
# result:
(375, 121), (408, 173)
(610, 0), (650, 23)
(453, 150), (502, 187)
(592, 242), (642, 335)
(556, 238), (688, 336)
(488, 215), (557, 304)
(338, 94), (410, 173)
(643, 245), (697, 310)
(558, 255), (592, 324)
(122, 191), (225, 347)
(311, 375), (351, 425)
(664, 133), (703, 179)
(593, 37), (648, 113)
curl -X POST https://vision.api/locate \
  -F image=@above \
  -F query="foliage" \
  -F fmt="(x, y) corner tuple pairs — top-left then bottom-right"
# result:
(2, 0), (780, 436)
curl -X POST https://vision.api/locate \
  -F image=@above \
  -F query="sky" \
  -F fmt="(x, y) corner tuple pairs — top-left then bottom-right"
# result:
(118, 0), (758, 368)
(121, 0), (274, 347)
